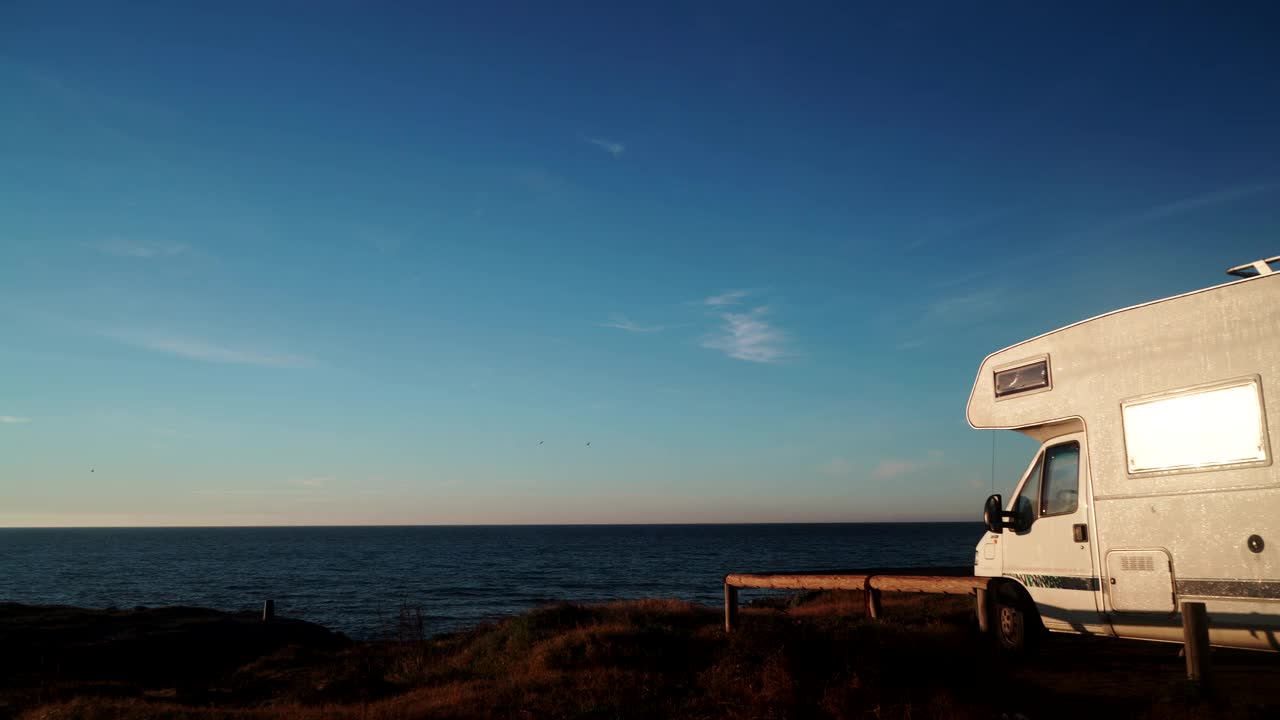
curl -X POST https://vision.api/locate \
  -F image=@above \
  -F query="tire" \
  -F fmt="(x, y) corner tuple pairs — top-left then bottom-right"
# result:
(995, 591), (1042, 653)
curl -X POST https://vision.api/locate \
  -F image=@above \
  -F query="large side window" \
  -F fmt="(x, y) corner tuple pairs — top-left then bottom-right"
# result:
(1012, 455), (1043, 529)
(1040, 441), (1081, 516)
(1122, 377), (1268, 476)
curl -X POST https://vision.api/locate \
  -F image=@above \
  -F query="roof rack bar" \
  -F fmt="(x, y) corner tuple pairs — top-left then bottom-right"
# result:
(1226, 255), (1280, 278)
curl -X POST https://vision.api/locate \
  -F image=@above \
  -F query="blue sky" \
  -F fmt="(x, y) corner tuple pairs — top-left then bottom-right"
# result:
(2, 2), (1278, 526)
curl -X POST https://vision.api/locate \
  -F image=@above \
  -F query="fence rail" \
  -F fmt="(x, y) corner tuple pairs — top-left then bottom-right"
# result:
(721, 570), (1216, 686)
(722, 571), (993, 632)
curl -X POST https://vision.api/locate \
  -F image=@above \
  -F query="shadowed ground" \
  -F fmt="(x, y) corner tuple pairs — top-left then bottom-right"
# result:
(2, 592), (1277, 719)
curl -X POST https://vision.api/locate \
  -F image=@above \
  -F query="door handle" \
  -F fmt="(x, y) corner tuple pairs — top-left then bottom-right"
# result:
(1073, 524), (1088, 542)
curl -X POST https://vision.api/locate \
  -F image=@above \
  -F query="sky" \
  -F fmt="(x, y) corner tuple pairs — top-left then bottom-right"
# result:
(2, 2), (1278, 526)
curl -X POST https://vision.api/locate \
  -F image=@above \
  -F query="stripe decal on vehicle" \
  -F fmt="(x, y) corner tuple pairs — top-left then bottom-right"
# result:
(1007, 576), (1280, 598)
(1007, 573), (1101, 591)
(1176, 579), (1280, 600)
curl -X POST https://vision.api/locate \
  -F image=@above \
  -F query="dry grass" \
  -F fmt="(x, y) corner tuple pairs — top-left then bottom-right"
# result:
(6, 593), (1278, 720)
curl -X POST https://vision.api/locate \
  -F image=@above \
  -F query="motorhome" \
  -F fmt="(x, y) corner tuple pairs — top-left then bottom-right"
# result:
(970, 256), (1279, 652)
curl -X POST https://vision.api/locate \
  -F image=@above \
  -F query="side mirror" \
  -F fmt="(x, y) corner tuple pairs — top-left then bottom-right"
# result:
(983, 494), (1004, 533)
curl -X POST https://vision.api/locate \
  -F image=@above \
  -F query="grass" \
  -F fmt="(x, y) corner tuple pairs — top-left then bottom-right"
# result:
(4, 593), (1278, 719)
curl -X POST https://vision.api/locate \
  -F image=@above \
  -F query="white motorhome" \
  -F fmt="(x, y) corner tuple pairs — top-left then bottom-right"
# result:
(970, 256), (1279, 652)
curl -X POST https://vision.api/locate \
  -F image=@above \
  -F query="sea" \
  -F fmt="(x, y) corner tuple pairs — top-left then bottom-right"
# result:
(0, 523), (982, 639)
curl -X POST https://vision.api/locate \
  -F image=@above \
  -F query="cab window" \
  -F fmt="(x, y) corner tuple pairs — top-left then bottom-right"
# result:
(1040, 441), (1081, 516)
(1012, 454), (1043, 530)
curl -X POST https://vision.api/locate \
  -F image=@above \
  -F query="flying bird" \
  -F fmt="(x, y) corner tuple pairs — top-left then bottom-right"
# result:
(538, 441), (544, 446)
(586, 441), (591, 447)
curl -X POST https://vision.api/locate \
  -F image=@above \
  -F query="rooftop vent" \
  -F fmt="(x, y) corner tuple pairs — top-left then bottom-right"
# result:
(1226, 256), (1279, 278)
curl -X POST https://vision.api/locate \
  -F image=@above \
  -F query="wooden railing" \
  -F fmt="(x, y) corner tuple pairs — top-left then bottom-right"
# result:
(722, 572), (994, 632)
(721, 571), (1217, 687)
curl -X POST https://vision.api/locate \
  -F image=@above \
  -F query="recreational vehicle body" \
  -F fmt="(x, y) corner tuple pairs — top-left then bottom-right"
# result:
(970, 256), (1280, 652)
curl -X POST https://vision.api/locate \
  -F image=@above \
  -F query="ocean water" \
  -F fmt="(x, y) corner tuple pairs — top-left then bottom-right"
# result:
(0, 523), (982, 639)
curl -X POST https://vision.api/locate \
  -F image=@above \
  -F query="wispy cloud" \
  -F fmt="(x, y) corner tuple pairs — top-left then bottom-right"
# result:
(105, 330), (314, 368)
(920, 181), (1278, 292)
(509, 167), (577, 198)
(1100, 181), (1278, 233)
(192, 488), (296, 497)
(819, 458), (855, 477)
(901, 207), (1021, 252)
(872, 459), (925, 480)
(872, 451), (943, 480)
(0, 416), (32, 424)
(194, 478), (335, 497)
(894, 337), (930, 351)
(602, 315), (664, 333)
(586, 137), (625, 157)
(355, 227), (403, 254)
(901, 185), (1261, 342)
(890, 286), (1008, 352)
(927, 287), (1005, 320)
(5, 62), (183, 150)
(702, 306), (788, 363)
(704, 289), (751, 307)
(94, 240), (188, 259)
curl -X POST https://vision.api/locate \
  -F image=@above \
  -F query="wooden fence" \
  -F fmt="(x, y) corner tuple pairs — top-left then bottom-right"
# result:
(721, 571), (1215, 686)
(722, 572), (993, 633)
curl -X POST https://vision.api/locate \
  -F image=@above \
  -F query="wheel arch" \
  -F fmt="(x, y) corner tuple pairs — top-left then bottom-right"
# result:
(992, 577), (1046, 631)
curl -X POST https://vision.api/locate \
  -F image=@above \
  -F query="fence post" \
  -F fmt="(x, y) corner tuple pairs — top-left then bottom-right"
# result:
(864, 577), (882, 619)
(975, 587), (991, 633)
(262, 599), (275, 622)
(724, 583), (738, 633)
(1181, 601), (1212, 688)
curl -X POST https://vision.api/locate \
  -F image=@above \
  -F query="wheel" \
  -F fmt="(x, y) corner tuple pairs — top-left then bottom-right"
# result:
(995, 592), (1042, 653)
(997, 601), (1028, 652)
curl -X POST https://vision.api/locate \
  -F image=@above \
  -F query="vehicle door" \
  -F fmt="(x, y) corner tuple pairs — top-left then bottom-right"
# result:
(1000, 432), (1105, 634)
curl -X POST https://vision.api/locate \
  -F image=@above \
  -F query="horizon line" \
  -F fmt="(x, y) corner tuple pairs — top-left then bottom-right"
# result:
(0, 519), (980, 530)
